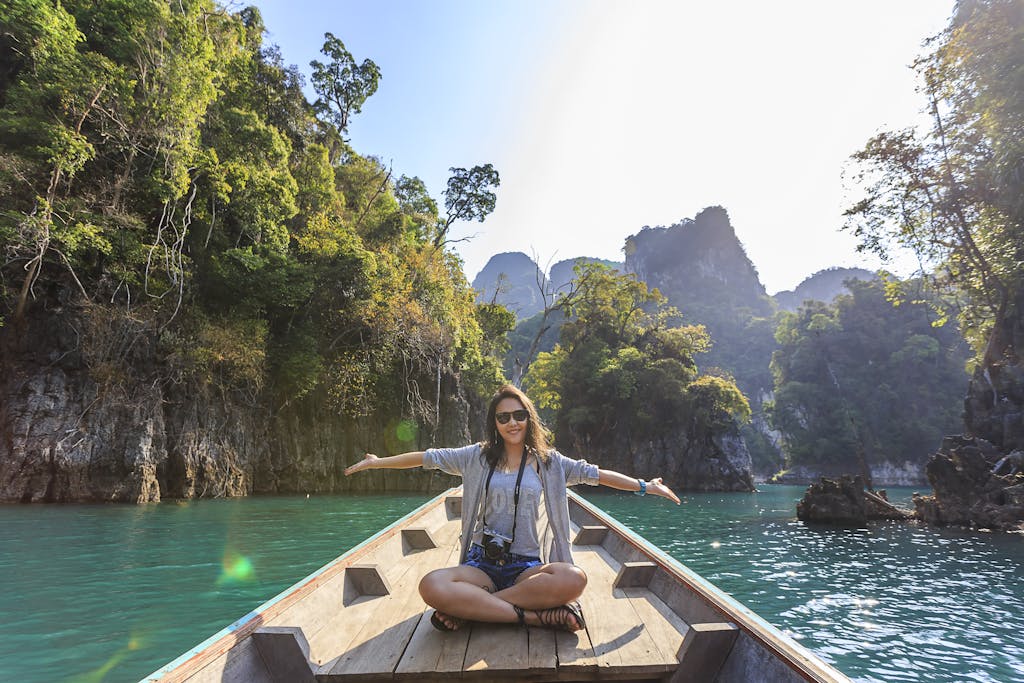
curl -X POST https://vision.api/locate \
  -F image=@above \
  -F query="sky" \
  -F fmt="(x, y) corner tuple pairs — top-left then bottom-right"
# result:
(249, 0), (955, 294)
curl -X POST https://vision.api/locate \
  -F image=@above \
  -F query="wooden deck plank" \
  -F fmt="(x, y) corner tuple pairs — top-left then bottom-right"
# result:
(552, 611), (599, 677)
(553, 532), (601, 678)
(321, 560), (431, 677)
(316, 521), (461, 679)
(393, 531), (471, 677)
(621, 587), (690, 665)
(393, 618), (473, 677)
(308, 584), (408, 672)
(527, 625), (558, 675)
(272, 515), (430, 666)
(268, 572), (348, 664)
(571, 546), (679, 676)
(304, 521), (458, 667)
(462, 622), (530, 676)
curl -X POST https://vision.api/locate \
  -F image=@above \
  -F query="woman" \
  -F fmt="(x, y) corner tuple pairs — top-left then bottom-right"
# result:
(344, 384), (679, 632)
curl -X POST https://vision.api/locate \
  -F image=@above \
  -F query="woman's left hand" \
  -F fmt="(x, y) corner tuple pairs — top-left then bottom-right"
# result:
(647, 477), (681, 504)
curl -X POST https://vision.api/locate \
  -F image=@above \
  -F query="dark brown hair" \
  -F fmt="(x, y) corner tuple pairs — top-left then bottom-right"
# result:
(481, 384), (550, 468)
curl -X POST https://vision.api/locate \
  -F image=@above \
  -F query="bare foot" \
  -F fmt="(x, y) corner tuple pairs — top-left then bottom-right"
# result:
(430, 610), (466, 631)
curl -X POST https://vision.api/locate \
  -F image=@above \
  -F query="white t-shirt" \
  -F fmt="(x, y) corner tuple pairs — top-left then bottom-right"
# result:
(471, 462), (543, 557)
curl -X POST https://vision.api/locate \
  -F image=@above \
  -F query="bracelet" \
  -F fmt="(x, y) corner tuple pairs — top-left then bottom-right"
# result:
(634, 478), (646, 496)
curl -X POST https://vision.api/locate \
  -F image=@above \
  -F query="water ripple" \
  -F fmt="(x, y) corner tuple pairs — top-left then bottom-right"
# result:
(586, 486), (1024, 683)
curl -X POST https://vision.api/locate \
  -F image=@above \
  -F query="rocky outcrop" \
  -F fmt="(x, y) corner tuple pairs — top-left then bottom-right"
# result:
(912, 436), (1024, 531)
(0, 308), (464, 503)
(565, 424), (755, 492)
(622, 207), (780, 474)
(797, 475), (912, 525)
(625, 207), (771, 312)
(936, 289), (1024, 531)
(471, 252), (544, 318)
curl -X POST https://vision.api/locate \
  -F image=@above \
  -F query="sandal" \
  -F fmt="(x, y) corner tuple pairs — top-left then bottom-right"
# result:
(533, 602), (586, 632)
(512, 604), (527, 627)
(430, 610), (465, 632)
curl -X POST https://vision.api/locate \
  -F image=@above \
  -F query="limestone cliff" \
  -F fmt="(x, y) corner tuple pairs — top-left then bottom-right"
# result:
(623, 206), (779, 476)
(472, 253), (624, 321)
(559, 423), (754, 493)
(548, 257), (623, 296)
(471, 252), (545, 318)
(0, 308), (464, 503)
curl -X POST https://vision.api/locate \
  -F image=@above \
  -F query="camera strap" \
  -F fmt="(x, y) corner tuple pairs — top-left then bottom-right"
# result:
(482, 452), (529, 547)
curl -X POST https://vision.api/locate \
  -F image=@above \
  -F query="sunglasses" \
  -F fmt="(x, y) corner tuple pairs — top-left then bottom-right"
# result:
(496, 409), (530, 424)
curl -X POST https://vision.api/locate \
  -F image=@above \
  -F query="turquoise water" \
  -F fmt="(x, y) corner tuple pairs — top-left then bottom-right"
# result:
(0, 495), (429, 683)
(1, 487), (1022, 682)
(590, 488), (1024, 683)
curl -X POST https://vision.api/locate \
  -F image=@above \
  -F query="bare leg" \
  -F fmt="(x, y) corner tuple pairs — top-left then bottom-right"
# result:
(495, 562), (587, 630)
(419, 562), (588, 631)
(494, 562), (587, 610)
(419, 565), (520, 626)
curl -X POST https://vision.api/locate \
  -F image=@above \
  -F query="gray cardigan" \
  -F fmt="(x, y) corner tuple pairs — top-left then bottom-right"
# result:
(423, 444), (600, 564)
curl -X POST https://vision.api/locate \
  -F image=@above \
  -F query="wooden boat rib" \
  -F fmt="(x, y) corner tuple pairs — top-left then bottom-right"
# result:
(143, 488), (852, 682)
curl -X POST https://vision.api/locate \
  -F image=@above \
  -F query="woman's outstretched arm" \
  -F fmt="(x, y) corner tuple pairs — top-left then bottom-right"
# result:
(344, 451), (425, 476)
(597, 469), (681, 504)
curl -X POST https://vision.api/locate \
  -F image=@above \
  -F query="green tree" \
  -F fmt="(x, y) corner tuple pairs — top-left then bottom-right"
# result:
(525, 263), (743, 454)
(0, 0), (239, 324)
(0, 2), (509, 459)
(434, 164), (500, 247)
(310, 32), (380, 134)
(844, 0), (1023, 368)
(769, 278), (969, 475)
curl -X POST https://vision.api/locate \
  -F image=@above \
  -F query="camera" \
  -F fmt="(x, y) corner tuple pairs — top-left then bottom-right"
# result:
(482, 528), (512, 564)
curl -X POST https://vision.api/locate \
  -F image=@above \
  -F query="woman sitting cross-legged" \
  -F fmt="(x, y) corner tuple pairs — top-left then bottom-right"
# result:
(343, 384), (680, 632)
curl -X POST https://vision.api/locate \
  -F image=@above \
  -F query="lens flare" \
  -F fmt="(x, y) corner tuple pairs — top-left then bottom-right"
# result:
(68, 631), (149, 683)
(395, 419), (417, 442)
(217, 550), (255, 585)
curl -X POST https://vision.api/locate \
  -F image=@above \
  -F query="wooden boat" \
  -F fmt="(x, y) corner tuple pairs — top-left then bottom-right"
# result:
(143, 488), (851, 682)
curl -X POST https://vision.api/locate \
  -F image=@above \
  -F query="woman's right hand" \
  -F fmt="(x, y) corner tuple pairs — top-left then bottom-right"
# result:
(344, 453), (378, 476)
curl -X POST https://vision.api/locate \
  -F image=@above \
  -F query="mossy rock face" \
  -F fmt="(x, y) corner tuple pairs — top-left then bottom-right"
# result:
(0, 307), (472, 503)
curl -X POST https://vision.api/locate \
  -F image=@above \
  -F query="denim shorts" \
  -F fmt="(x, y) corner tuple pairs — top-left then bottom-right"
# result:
(463, 543), (543, 591)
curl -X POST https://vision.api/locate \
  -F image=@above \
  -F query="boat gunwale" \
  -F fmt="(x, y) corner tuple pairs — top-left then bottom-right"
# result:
(140, 488), (461, 682)
(568, 490), (850, 683)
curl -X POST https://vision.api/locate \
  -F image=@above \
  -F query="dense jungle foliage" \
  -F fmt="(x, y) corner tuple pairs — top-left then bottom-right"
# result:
(0, 1), (507, 425)
(525, 263), (750, 453)
(768, 278), (970, 473)
(844, 0), (1023, 373)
